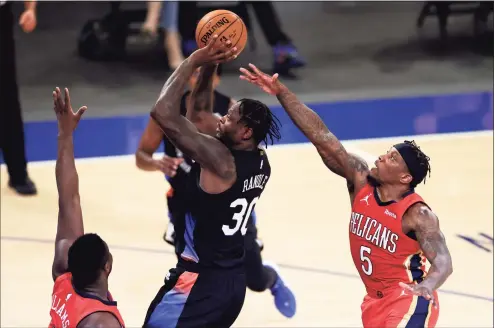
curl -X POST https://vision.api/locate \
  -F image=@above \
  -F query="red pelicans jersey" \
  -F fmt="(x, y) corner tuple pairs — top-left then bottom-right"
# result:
(49, 273), (125, 328)
(349, 183), (428, 298)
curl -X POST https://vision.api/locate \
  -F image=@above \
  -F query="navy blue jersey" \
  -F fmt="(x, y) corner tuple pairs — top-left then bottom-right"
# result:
(163, 90), (231, 222)
(164, 90), (231, 192)
(177, 148), (271, 270)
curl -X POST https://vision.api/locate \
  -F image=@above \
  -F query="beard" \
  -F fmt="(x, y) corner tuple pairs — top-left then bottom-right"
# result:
(217, 132), (234, 148)
(367, 174), (382, 187)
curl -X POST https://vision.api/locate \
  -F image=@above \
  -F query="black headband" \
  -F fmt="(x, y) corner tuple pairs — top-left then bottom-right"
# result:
(394, 141), (424, 186)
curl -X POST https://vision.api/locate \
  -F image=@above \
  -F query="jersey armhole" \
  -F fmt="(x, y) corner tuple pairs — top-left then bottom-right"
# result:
(54, 272), (71, 287)
(197, 166), (238, 196)
(351, 183), (372, 208)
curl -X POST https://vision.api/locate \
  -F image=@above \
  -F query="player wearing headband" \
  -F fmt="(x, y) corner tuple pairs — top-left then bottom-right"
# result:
(239, 64), (453, 327)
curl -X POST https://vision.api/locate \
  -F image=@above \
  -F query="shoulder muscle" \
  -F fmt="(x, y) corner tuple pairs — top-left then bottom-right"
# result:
(405, 203), (445, 260)
(346, 153), (369, 197)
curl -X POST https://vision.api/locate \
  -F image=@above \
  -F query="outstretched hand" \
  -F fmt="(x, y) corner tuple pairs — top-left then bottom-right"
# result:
(239, 64), (282, 96)
(53, 87), (87, 137)
(399, 282), (438, 309)
(190, 35), (238, 67)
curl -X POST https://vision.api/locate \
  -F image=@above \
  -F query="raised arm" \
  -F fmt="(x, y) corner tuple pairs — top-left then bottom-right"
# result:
(239, 64), (369, 190)
(186, 64), (218, 115)
(51, 88), (87, 281)
(150, 37), (237, 179)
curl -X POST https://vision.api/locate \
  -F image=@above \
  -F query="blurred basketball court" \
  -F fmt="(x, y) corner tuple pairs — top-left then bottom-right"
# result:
(1, 91), (493, 327)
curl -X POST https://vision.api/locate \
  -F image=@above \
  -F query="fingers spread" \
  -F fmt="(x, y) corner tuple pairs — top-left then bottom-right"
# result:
(398, 282), (414, 291)
(76, 106), (88, 119)
(64, 88), (72, 112)
(206, 34), (219, 50)
(52, 91), (58, 108)
(213, 47), (238, 63)
(239, 67), (256, 80)
(55, 87), (65, 112)
(248, 63), (264, 77)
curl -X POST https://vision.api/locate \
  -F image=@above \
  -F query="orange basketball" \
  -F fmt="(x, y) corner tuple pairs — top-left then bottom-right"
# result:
(195, 9), (248, 56)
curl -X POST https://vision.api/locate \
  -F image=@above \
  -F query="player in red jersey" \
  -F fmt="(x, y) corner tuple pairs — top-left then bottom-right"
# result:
(240, 65), (453, 327)
(49, 87), (125, 328)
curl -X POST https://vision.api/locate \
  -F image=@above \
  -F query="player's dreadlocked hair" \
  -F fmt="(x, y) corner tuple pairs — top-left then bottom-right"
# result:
(68, 233), (109, 290)
(402, 140), (431, 188)
(238, 98), (282, 146)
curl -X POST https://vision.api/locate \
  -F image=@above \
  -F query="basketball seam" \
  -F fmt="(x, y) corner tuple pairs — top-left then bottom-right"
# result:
(215, 18), (239, 48)
(232, 18), (245, 50)
(196, 14), (239, 46)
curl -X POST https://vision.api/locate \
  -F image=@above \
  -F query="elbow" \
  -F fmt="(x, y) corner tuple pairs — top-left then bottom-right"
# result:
(447, 258), (453, 277)
(439, 255), (453, 278)
(150, 106), (174, 132)
(135, 148), (150, 170)
(135, 150), (144, 169)
(150, 106), (163, 123)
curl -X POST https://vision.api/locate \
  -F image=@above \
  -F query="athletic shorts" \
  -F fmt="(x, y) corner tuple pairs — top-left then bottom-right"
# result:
(143, 265), (246, 328)
(361, 288), (439, 328)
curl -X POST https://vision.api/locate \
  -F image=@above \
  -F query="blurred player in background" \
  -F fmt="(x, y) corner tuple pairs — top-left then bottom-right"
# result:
(49, 87), (125, 328)
(240, 64), (453, 327)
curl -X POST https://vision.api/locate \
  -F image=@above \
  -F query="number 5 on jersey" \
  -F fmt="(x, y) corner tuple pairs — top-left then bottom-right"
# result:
(360, 245), (373, 276)
(222, 197), (259, 236)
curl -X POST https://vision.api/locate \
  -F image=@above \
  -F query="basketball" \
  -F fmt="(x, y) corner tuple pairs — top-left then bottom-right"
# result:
(195, 9), (248, 56)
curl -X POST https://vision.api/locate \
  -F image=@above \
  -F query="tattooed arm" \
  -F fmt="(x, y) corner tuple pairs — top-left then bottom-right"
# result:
(275, 84), (369, 190)
(406, 203), (453, 290)
(240, 64), (369, 191)
(151, 55), (235, 180)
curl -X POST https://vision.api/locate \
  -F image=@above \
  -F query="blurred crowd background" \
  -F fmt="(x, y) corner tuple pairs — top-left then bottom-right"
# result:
(0, 1), (493, 195)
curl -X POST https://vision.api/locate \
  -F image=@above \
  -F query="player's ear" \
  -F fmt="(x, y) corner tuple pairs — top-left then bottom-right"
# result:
(241, 126), (253, 141)
(104, 253), (113, 275)
(400, 173), (412, 185)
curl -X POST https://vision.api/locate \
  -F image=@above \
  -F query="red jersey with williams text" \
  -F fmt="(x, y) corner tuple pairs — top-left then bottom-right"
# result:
(49, 273), (125, 328)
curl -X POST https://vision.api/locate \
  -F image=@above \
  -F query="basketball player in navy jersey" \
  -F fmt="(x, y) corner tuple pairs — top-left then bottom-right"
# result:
(137, 64), (265, 247)
(136, 64), (234, 245)
(137, 61), (296, 319)
(143, 37), (285, 328)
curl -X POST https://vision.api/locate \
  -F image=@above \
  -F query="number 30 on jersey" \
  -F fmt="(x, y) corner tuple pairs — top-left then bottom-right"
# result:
(222, 197), (259, 236)
(360, 245), (373, 276)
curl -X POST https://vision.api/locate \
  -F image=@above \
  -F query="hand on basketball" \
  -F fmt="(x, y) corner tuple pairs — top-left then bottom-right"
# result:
(53, 87), (87, 137)
(190, 35), (238, 66)
(155, 156), (184, 176)
(239, 64), (282, 96)
(399, 282), (437, 309)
